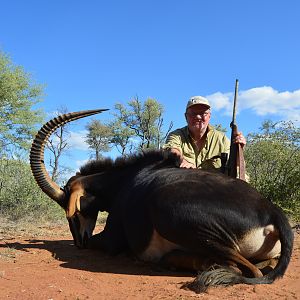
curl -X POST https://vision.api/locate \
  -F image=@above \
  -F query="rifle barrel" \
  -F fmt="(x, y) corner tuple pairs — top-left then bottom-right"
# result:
(231, 79), (239, 127)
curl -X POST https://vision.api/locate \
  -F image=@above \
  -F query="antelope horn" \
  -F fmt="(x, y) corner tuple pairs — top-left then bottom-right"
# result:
(30, 109), (108, 205)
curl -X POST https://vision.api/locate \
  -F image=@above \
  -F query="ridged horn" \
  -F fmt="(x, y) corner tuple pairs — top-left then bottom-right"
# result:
(30, 109), (109, 204)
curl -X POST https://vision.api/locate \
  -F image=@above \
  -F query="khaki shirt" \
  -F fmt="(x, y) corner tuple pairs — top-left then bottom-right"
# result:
(162, 125), (230, 171)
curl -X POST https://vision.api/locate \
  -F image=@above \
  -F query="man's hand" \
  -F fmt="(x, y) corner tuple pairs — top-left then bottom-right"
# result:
(234, 132), (246, 148)
(180, 158), (196, 169)
(169, 148), (196, 168)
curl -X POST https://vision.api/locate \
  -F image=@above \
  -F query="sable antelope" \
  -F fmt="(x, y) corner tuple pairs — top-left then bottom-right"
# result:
(30, 110), (293, 293)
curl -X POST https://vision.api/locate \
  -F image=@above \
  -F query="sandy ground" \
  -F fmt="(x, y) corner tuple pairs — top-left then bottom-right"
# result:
(0, 223), (299, 300)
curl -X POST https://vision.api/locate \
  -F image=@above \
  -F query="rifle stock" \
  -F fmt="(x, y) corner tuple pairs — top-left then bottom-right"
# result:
(227, 79), (246, 181)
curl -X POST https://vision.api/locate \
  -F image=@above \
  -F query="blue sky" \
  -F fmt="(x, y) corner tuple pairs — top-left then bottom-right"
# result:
(1, 1), (300, 170)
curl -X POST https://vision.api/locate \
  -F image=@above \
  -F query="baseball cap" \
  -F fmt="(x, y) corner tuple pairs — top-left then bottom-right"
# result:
(186, 96), (211, 110)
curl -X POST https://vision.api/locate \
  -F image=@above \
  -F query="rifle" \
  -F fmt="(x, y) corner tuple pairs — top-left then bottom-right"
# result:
(226, 79), (246, 181)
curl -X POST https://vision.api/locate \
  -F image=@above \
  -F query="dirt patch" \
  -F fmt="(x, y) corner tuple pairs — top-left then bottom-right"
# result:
(0, 224), (299, 300)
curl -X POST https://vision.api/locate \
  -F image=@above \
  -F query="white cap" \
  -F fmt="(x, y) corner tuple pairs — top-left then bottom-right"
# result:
(186, 96), (210, 110)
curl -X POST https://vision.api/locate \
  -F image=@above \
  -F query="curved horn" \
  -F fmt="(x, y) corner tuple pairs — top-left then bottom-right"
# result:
(30, 109), (108, 204)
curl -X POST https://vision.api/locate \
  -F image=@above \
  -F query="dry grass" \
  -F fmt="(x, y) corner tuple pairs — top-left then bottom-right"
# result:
(0, 211), (108, 239)
(0, 244), (18, 261)
(0, 216), (69, 239)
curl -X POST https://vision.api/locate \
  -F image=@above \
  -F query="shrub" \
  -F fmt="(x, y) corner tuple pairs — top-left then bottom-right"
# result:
(0, 158), (64, 222)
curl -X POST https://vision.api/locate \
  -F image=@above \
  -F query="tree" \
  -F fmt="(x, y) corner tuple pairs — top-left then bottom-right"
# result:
(85, 119), (112, 160)
(109, 119), (135, 155)
(0, 51), (44, 156)
(112, 97), (173, 153)
(46, 106), (73, 182)
(245, 120), (300, 217)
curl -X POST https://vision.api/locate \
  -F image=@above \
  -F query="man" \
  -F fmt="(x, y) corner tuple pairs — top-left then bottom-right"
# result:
(163, 96), (246, 171)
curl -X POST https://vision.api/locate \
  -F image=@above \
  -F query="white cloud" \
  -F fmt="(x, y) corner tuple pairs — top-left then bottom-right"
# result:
(69, 130), (90, 151)
(206, 86), (300, 122)
(206, 92), (232, 112)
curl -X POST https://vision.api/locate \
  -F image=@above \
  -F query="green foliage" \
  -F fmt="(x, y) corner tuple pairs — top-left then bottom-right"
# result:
(0, 158), (63, 221)
(109, 119), (135, 155)
(0, 51), (60, 223)
(85, 119), (113, 160)
(245, 120), (300, 219)
(112, 97), (172, 153)
(0, 51), (44, 156)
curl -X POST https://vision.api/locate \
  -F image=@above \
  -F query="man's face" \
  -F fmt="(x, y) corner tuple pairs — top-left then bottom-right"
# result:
(185, 104), (211, 133)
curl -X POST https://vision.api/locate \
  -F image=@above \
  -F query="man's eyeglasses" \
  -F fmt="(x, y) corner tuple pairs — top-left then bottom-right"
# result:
(186, 111), (210, 118)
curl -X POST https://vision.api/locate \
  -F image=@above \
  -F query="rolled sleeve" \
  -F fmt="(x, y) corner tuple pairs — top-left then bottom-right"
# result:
(162, 130), (184, 155)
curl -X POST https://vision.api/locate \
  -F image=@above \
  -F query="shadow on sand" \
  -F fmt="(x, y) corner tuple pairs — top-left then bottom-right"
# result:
(0, 237), (193, 278)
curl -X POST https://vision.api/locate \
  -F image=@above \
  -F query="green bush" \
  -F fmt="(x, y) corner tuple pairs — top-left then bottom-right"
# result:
(245, 120), (300, 221)
(0, 158), (64, 222)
